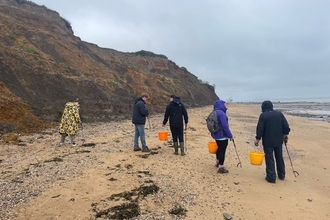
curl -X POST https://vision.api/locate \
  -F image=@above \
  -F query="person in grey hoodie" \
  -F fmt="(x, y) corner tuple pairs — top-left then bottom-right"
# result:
(211, 99), (233, 173)
(162, 95), (188, 155)
(132, 93), (150, 152)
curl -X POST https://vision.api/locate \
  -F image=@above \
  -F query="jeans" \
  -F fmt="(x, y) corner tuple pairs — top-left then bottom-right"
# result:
(134, 124), (147, 149)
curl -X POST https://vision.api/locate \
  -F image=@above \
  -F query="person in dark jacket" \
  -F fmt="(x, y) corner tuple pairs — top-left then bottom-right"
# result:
(166, 95), (176, 148)
(255, 100), (291, 183)
(162, 95), (188, 155)
(132, 93), (150, 152)
(211, 99), (233, 173)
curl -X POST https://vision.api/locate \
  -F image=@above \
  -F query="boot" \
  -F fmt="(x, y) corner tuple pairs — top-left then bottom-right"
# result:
(180, 142), (186, 156)
(174, 142), (179, 155)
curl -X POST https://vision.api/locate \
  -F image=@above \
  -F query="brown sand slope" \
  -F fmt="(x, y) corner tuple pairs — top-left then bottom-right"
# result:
(1, 104), (329, 219)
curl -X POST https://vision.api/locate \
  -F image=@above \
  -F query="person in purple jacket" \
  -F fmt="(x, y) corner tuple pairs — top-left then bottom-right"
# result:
(211, 99), (233, 173)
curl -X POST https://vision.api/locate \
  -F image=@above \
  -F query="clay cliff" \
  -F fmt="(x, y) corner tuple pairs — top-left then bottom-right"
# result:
(0, 0), (219, 133)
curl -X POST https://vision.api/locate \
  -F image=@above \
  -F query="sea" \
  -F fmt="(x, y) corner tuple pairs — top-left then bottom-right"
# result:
(240, 98), (330, 123)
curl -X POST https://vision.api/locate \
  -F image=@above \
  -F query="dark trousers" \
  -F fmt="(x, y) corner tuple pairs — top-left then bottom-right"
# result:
(170, 126), (184, 143)
(215, 139), (228, 165)
(263, 146), (285, 181)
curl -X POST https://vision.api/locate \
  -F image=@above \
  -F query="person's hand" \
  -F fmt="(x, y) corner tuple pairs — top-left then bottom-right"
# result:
(162, 124), (165, 127)
(254, 139), (260, 146)
(283, 135), (288, 144)
(230, 138), (234, 142)
(185, 123), (188, 130)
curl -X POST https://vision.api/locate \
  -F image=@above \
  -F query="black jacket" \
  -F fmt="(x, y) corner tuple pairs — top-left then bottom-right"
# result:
(162, 97), (188, 128)
(132, 98), (149, 125)
(256, 100), (290, 148)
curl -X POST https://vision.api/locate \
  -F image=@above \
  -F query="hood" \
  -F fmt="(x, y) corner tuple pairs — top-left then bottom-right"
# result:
(134, 97), (145, 104)
(65, 102), (78, 108)
(171, 96), (182, 105)
(261, 100), (273, 112)
(172, 96), (181, 105)
(65, 102), (74, 107)
(213, 99), (227, 112)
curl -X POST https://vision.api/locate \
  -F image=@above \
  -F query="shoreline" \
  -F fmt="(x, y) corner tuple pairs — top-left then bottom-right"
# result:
(237, 101), (330, 122)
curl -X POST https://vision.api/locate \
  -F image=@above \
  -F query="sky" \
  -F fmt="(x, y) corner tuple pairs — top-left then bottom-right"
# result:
(31, 0), (330, 102)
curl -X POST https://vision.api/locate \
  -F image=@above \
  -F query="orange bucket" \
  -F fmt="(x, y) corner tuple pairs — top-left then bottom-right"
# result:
(249, 151), (265, 165)
(208, 141), (218, 154)
(158, 131), (168, 141)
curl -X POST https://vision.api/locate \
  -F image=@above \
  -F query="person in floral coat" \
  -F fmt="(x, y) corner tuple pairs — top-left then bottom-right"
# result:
(59, 100), (81, 146)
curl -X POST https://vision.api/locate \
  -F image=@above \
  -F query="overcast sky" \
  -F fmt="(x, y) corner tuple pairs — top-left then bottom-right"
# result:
(32, 0), (330, 102)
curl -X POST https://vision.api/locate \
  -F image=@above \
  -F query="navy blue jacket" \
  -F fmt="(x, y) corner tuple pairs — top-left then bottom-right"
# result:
(132, 97), (149, 125)
(256, 100), (291, 148)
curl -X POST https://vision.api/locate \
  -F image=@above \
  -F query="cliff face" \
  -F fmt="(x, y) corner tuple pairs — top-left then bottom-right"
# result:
(0, 0), (218, 133)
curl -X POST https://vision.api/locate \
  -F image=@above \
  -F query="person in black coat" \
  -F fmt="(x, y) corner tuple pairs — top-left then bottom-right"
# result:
(162, 95), (188, 155)
(132, 93), (150, 152)
(255, 100), (291, 183)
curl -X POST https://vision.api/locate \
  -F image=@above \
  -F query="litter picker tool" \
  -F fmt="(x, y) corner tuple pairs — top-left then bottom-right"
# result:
(284, 143), (299, 178)
(184, 128), (187, 153)
(147, 117), (151, 130)
(232, 139), (242, 168)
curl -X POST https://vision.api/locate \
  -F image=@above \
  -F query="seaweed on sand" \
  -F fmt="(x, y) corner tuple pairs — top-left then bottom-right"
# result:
(44, 157), (63, 163)
(92, 183), (159, 219)
(169, 203), (187, 216)
(107, 191), (138, 202)
(94, 202), (140, 219)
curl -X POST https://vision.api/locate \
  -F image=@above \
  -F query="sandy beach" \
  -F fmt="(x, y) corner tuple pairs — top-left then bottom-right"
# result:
(1, 103), (329, 220)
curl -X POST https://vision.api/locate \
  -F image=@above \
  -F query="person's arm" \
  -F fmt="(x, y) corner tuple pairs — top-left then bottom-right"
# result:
(182, 104), (188, 128)
(139, 102), (149, 117)
(282, 114), (290, 135)
(282, 114), (290, 144)
(73, 105), (81, 123)
(162, 105), (170, 125)
(218, 113), (233, 139)
(256, 114), (265, 140)
(255, 114), (264, 146)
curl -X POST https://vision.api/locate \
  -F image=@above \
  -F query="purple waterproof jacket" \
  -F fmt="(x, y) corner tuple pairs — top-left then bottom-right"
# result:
(211, 100), (233, 140)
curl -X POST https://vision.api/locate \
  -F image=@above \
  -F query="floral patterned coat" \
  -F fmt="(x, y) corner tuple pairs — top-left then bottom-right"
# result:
(59, 102), (81, 135)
